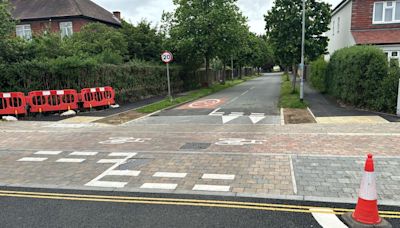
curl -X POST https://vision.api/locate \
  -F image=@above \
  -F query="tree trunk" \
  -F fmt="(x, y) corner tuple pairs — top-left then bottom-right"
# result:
(205, 56), (210, 87)
(285, 66), (289, 81)
(239, 66), (242, 79)
(291, 64), (297, 93)
(222, 63), (226, 84)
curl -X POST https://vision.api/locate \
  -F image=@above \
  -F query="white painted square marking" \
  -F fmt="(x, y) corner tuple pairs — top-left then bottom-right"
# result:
(106, 170), (141, 176)
(153, 172), (187, 178)
(202, 174), (235, 180)
(18, 157), (48, 162)
(192, 185), (230, 192)
(34, 151), (63, 155)
(97, 159), (125, 164)
(140, 183), (177, 190)
(56, 158), (85, 163)
(108, 152), (137, 157)
(3, 93), (11, 98)
(85, 180), (127, 188)
(69, 152), (98, 156)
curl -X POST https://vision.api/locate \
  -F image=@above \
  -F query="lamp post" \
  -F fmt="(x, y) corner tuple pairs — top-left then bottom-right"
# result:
(300, 0), (305, 101)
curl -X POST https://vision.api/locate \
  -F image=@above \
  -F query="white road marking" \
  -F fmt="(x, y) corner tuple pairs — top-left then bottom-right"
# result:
(18, 157), (48, 162)
(140, 183), (177, 190)
(107, 170), (141, 176)
(226, 97), (239, 104)
(241, 90), (249, 96)
(99, 138), (151, 145)
(69, 152), (98, 156)
(153, 172), (187, 178)
(192, 185), (230, 192)
(310, 208), (348, 228)
(86, 153), (137, 188)
(249, 116), (265, 124)
(97, 159), (125, 164)
(34, 151), (63, 155)
(56, 158), (85, 163)
(289, 155), (298, 194)
(202, 174), (235, 180)
(222, 115), (240, 124)
(280, 108), (285, 125)
(250, 86), (256, 90)
(215, 138), (266, 146)
(230, 112), (244, 116)
(108, 152), (138, 157)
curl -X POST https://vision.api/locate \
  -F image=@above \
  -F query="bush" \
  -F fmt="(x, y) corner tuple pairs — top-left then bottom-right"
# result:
(309, 57), (328, 92)
(378, 59), (400, 113)
(327, 46), (388, 110)
(0, 57), (184, 104)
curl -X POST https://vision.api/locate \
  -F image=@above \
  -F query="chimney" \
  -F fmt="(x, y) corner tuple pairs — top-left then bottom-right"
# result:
(113, 11), (121, 20)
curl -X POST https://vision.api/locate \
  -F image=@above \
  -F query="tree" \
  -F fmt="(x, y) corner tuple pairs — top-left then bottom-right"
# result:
(121, 20), (164, 61)
(167, 0), (248, 85)
(265, 0), (331, 90)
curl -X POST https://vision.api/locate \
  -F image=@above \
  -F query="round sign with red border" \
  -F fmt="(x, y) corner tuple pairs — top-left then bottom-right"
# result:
(161, 51), (173, 63)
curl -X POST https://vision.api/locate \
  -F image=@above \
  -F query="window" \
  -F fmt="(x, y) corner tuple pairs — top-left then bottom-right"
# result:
(16, 24), (32, 40)
(373, 1), (400, 24)
(60, 22), (73, 38)
(337, 17), (340, 33)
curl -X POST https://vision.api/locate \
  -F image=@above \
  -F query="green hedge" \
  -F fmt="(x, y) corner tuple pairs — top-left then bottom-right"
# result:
(327, 46), (392, 112)
(309, 57), (328, 93)
(0, 57), (184, 103)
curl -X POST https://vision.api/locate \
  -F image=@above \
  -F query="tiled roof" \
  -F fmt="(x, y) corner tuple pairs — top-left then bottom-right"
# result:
(352, 30), (400, 45)
(10, 0), (121, 26)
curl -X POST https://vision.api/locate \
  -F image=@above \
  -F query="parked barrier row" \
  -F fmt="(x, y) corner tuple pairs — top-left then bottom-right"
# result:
(0, 87), (115, 116)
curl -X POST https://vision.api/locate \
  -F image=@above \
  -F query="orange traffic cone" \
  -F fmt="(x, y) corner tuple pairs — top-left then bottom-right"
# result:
(342, 154), (392, 228)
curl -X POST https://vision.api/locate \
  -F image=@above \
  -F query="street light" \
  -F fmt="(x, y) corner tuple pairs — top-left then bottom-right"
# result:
(300, 0), (305, 101)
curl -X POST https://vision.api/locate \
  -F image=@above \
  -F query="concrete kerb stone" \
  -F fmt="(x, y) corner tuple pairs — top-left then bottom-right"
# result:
(307, 107), (317, 122)
(1, 183), (399, 207)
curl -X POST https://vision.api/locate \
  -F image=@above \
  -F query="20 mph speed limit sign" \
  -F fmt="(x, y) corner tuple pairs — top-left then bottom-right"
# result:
(161, 51), (173, 63)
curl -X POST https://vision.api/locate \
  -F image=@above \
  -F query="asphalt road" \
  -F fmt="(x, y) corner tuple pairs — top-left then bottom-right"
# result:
(134, 73), (282, 125)
(2, 187), (398, 228)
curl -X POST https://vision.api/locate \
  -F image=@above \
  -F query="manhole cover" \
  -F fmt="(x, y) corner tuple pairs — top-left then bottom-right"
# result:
(116, 158), (151, 170)
(180, 142), (211, 150)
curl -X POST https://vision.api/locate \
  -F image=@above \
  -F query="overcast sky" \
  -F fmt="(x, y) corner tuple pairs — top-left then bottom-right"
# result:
(93, 0), (342, 34)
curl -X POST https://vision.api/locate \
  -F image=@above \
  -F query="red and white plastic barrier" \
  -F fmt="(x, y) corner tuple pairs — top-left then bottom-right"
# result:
(80, 86), (115, 109)
(0, 92), (27, 115)
(27, 89), (79, 113)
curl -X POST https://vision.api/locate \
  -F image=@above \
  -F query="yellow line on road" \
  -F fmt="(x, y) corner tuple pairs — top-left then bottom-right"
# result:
(0, 190), (398, 218)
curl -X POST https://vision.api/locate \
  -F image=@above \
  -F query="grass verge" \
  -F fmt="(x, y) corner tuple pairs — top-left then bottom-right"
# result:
(137, 75), (259, 113)
(279, 73), (307, 109)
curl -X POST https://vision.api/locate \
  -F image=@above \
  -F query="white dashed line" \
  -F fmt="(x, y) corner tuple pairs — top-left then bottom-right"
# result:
(310, 208), (348, 228)
(153, 172), (187, 178)
(108, 152), (138, 157)
(69, 152), (98, 156)
(241, 90), (249, 96)
(56, 158), (85, 163)
(107, 170), (141, 176)
(87, 181), (127, 188)
(18, 157), (48, 162)
(289, 155), (298, 195)
(140, 183), (177, 190)
(34, 151), (63, 155)
(192, 185), (230, 192)
(97, 159), (125, 164)
(202, 174), (235, 180)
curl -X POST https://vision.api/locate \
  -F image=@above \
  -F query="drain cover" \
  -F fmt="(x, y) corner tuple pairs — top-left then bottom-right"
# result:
(116, 158), (151, 170)
(180, 142), (211, 150)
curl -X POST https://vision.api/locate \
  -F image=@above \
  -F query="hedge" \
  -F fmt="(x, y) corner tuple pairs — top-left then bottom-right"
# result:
(326, 46), (391, 112)
(0, 57), (184, 103)
(309, 56), (328, 93)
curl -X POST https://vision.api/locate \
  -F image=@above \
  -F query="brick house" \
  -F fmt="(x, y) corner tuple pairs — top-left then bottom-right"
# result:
(9, 0), (121, 40)
(327, 0), (400, 62)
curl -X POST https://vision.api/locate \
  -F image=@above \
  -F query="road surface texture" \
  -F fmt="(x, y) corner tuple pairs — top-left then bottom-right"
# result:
(1, 187), (398, 228)
(134, 73), (282, 125)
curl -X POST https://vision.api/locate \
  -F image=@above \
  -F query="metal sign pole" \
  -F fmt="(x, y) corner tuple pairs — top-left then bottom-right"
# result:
(300, 0), (306, 101)
(397, 79), (400, 116)
(167, 62), (172, 102)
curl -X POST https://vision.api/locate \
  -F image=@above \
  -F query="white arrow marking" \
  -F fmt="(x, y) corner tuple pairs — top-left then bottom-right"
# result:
(249, 116), (265, 124)
(222, 115), (240, 124)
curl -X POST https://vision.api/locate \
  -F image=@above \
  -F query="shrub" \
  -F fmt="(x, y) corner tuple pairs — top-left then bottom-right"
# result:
(378, 59), (400, 113)
(326, 46), (388, 110)
(309, 57), (328, 92)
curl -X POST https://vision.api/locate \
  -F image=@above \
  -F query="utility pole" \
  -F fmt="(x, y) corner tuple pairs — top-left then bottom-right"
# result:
(300, 0), (306, 101)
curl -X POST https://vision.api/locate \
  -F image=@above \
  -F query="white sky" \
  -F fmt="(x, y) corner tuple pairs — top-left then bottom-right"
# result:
(93, 0), (343, 34)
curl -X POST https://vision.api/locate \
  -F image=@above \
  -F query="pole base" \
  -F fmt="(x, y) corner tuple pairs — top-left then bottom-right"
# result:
(341, 212), (392, 228)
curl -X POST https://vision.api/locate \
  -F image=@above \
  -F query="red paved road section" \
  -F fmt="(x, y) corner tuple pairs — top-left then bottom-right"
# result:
(177, 98), (227, 109)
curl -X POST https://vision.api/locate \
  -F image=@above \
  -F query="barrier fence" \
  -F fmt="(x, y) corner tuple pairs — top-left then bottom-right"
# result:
(0, 86), (115, 116)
